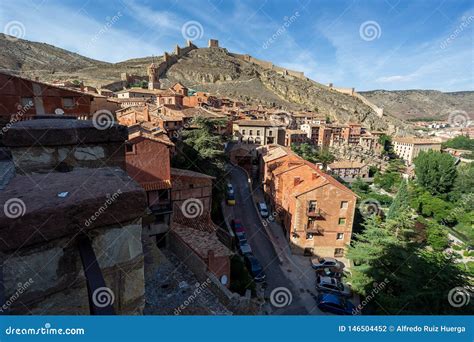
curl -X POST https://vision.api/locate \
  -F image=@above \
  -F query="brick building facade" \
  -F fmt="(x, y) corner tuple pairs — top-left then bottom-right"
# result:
(259, 145), (357, 257)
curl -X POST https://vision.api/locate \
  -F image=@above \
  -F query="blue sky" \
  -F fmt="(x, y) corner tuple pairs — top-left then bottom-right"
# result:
(1, 0), (473, 91)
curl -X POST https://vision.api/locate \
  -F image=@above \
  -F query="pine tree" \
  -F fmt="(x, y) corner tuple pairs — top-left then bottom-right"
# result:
(387, 179), (409, 219)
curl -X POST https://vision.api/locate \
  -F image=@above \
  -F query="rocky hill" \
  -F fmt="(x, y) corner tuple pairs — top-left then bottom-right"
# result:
(360, 89), (474, 121)
(1, 35), (408, 131)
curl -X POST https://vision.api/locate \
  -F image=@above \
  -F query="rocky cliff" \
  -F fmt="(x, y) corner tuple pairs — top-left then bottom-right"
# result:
(1, 36), (407, 131)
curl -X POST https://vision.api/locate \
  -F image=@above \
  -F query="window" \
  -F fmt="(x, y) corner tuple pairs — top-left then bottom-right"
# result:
(20, 97), (34, 108)
(306, 233), (314, 240)
(125, 143), (134, 153)
(268, 130), (273, 136)
(308, 200), (317, 212)
(337, 233), (344, 240)
(256, 130), (260, 136)
(340, 201), (348, 209)
(249, 130), (253, 136)
(62, 97), (75, 108)
(334, 248), (344, 257)
(338, 218), (346, 225)
(242, 129), (246, 135)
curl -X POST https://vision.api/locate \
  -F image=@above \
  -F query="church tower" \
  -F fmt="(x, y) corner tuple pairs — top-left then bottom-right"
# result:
(147, 62), (160, 90)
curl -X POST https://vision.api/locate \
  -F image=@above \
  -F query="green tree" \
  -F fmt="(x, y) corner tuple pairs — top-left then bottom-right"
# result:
(414, 150), (457, 195)
(425, 220), (449, 252)
(348, 209), (472, 314)
(317, 147), (335, 169)
(171, 117), (227, 217)
(451, 163), (474, 200)
(442, 135), (474, 151)
(387, 179), (409, 219)
(291, 143), (318, 163)
(378, 134), (393, 155)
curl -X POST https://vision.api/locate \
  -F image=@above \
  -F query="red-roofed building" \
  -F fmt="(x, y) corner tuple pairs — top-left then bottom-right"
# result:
(259, 145), (357, 257)
(125, 124), (174, 239)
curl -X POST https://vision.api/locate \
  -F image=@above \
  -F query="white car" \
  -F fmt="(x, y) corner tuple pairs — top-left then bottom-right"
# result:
(311, 257), (344, 270)
(258, 202), (269, 218)
(316, 275), (352, 297)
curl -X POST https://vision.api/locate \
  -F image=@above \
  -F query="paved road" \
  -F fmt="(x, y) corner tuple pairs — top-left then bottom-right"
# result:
(224, 164), (309, 315)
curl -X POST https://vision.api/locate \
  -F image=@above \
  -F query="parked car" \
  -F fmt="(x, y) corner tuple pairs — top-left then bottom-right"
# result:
(231, 219), (245, 233)
(316, 267), (343, 279)
(257, 202), (269, 218)
(316, 275), (352, 297)
(317, 293), (355, 315)
(235, 231), (248, 246)
(226, 183), (235, 205)
(239, 243), (252, 255)
(244, 254), (266, 282)
(311, 257), (344, 271)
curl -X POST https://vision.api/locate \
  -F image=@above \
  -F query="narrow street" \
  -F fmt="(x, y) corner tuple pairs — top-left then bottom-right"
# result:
(223, 164), (321, 315)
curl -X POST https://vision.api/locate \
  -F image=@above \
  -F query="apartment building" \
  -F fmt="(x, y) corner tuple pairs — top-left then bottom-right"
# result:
(233, 119), (285, 145)
(393, 137), (442, 165)
(259, 145), (357, 258)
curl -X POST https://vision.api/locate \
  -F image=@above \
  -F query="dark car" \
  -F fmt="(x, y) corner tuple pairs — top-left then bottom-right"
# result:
(317, 293), (355, 315)
(244, 254), (266, 282)
(231, 219), (245, 234)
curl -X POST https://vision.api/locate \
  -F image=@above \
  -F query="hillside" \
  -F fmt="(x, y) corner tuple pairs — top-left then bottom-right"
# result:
(1, 35), (406, 131)
(360, 89), (474, 121)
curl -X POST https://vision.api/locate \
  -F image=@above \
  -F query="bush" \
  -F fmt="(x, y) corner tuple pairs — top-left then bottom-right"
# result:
(426, 221), (449, 252)
(452, 244), (464, 251)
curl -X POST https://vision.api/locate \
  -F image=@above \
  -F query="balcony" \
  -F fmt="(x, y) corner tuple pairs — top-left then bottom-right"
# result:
(306, 222), (325, 236)
(307, 208), (327, 219)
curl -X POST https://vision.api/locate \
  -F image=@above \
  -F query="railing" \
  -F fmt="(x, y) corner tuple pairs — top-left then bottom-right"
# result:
(306, 222), (325, 236)
(307, 208), (327, 219)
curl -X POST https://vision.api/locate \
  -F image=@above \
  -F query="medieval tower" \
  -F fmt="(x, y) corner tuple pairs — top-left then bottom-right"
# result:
(147, 62), (160, 90)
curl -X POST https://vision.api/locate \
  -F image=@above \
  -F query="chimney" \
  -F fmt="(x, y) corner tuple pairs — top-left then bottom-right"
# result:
(312, 172), (319, 180)
(293, 176), (302, 186)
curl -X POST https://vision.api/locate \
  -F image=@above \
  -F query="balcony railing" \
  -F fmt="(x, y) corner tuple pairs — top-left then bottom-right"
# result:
(307, 208), (327, 219)
(306, 220), (325, 235)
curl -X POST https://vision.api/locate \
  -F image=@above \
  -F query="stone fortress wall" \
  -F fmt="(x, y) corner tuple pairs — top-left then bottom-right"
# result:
(327, 83), (384, 118)
(102, 39), (384, 118)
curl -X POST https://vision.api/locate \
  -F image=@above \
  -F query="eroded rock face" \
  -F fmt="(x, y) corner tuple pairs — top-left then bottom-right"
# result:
(163, 48), (401, 131)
